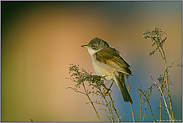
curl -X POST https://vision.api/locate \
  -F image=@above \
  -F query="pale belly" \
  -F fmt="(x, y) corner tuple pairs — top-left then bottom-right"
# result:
(92, 58), (115, 81)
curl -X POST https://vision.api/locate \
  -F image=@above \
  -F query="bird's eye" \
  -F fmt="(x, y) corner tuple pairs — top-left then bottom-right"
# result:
(92, 45), (96, 48)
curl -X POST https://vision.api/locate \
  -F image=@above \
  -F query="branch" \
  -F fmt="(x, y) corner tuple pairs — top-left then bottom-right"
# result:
(126, 76), (136, 122)
(82, 82), (101, 122)
(150, 73), (172, 121)
(66, 87), (85, 95)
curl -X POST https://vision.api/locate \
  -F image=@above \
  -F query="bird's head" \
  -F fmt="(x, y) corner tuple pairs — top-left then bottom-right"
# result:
(81, 37), (109, 55)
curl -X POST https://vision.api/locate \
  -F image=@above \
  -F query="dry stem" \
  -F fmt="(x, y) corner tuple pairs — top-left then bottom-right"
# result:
(126, 76), (136, 122)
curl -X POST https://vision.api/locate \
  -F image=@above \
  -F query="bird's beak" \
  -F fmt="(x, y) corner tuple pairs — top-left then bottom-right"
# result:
(81, 45), (88, 48)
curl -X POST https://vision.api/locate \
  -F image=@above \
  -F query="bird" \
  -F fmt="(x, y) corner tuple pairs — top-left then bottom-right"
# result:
(81, 37), (133, 103)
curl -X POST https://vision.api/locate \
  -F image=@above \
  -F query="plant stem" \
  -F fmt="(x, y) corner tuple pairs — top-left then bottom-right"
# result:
(130, 103), (135, 122)
(159, 85), (163, 122)
(150, 73), (172, 121)
(126, 76), (136, 122)
(160, 94), (162, 122)
(160, 47), (175, 122)
(148, 101), (156, 122)
(140, 94), (142, 122)
(140, 89), (155, 122)
(143, 102), (148, 122)
(97, 86), (114, 122)
(108, 94), (121, 122)
(82, 83), (101, 122)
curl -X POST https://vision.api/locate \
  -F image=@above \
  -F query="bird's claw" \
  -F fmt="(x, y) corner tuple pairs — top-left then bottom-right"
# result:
(104, 88), (110, 95)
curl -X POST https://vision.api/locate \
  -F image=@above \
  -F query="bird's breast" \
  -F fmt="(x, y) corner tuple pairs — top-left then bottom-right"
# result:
(92, 56), (114, 81)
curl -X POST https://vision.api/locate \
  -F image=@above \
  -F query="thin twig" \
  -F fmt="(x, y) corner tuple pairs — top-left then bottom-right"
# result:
(97, 86), (114, 122)
(66, 87), (85, 95)
(130, 103), (135, 122)
(109, 94), (121, 122)
(159, 86), (163, 122)
(148, 101), (156, 122)
(150, 73), (172, 121)
(115, 113), (126, 122)
(126, 76), (136, 122)
(108, 101), (114, 121)
(140, 90), (155, 122)
(143, 102), (148, 122)
(160, 47), (175, 121)
(140, 93), (142, 122)
(106, 115), (112, 122)
(82, 82), (101, 122)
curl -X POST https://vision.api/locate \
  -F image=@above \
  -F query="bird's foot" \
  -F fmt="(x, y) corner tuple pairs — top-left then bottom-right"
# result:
(104, 88), (110, 95)
(104, 80), (114, 95)
(98, 75), (108, 79)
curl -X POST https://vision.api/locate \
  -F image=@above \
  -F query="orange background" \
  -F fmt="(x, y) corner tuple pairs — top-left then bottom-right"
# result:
(1, 1), (182, 122)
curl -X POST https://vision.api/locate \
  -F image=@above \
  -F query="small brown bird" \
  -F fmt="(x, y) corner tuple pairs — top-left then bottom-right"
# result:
(81, 37), (133, 103)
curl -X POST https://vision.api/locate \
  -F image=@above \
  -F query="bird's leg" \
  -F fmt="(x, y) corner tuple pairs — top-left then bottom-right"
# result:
(104, 80), (114, 94)
(98, 75), (107, 80)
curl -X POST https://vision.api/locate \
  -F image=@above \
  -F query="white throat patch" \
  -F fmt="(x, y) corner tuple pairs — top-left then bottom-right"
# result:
(87, 48), (101, 56)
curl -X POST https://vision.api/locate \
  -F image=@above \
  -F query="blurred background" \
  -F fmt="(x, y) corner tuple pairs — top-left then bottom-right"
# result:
(1, 1), (182, 122)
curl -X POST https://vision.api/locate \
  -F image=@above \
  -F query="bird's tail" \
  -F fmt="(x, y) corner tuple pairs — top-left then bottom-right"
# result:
(114, 72), (133, 103)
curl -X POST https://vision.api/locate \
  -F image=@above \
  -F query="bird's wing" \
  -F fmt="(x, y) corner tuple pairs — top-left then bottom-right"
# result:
(95, 47), (132, 75)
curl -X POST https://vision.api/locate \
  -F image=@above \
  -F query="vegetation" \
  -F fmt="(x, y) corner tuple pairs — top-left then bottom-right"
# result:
(67, 27), (181, 122)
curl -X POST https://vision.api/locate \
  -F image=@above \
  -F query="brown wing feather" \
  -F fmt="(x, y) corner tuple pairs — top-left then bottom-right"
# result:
(95, 47), (132, 75)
